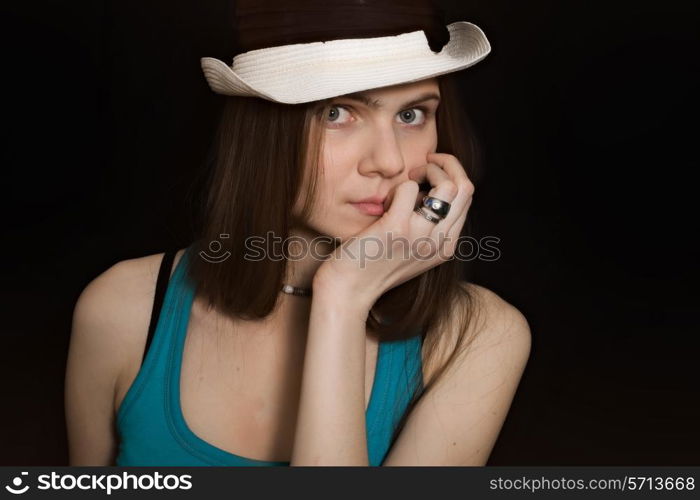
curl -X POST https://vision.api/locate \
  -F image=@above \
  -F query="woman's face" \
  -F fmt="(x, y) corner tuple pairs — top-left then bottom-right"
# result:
(294, 77), (440, 242)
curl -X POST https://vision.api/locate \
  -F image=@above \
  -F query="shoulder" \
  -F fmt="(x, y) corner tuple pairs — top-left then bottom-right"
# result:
(448, 281), (531, 373)
(74, 248), (187, 318)
(73, 250), (176, 327)
(383, 281), (531, 465)
(459, 281), (531, 345)
(70, 248), (187, 378)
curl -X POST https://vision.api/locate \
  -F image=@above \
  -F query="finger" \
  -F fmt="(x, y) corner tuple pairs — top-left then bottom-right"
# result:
(409, 163), (458, 207)
(426, 152), (472, 187)
(408, 163), (452, 206)
(385, 179), (420, 223)
(408, 163), (450, 185)
(424, 152), (475, 236)
(409, 169), (459, 239)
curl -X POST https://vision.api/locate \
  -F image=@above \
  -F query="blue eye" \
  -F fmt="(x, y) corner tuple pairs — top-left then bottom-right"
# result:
(327, 105), (351, 125)
(397, 108), (427, 125)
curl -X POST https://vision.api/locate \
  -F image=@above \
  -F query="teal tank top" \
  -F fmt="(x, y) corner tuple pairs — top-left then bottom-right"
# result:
(115, 244), (424, 466)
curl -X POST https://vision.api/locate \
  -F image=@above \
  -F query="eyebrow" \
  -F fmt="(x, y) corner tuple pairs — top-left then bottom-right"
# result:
(336, 91), (441, 110)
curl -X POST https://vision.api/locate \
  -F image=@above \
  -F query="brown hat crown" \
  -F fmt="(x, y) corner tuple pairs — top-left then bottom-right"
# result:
(231, 0), (450, 56)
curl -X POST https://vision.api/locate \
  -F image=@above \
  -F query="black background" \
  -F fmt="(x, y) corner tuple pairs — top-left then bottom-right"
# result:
(0, 0), (698, 465)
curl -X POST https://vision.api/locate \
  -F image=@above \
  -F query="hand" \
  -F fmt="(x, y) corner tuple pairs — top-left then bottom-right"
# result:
(314, 152), (475, 306)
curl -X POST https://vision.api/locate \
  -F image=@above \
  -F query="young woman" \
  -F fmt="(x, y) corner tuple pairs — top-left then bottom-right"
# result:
(65, 0), (531, 466)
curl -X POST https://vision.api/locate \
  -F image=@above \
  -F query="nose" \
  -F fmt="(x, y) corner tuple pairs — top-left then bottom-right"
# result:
(357, 124), (406, 178)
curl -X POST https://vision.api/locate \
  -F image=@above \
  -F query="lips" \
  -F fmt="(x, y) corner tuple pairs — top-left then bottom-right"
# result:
(350, 202), (385, 216)
(350, 192), (390, 216)
(353, 195), (387, 205)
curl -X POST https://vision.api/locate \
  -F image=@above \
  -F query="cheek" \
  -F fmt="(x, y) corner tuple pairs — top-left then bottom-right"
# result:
(317, 145), (356, 200)
(414, 123), (438, 152)
(315, 167), (348, 208)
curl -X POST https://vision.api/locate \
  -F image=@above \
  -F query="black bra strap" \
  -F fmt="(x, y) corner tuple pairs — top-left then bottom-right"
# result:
(142, 250), (177, 366)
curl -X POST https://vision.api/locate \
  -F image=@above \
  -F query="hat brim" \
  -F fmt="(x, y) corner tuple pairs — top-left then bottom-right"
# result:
(200, 21), (491, 104)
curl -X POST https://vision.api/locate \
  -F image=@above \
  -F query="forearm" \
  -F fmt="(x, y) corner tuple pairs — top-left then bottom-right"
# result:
(289, 283), (374, 466)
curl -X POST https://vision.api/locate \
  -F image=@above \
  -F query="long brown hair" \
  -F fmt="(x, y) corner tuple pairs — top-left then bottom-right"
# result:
(188, 71), (484, 459)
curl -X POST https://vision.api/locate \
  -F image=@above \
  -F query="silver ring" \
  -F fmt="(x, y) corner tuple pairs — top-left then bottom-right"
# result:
(422, 196), (451, 218)
(413, 206), (441, 224)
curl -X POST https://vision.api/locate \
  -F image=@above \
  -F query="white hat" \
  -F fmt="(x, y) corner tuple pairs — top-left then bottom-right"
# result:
(200, 20), (491, 104)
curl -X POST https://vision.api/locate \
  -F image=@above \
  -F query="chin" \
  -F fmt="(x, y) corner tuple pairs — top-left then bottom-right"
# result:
(299, 206), (374, 244)
(308, 220), (367, 246)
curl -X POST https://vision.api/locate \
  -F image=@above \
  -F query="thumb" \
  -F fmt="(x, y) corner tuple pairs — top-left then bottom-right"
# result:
(385, 180), (419, 218)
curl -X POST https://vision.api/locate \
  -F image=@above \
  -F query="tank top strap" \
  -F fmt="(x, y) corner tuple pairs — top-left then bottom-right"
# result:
(142, 249), (177, 366)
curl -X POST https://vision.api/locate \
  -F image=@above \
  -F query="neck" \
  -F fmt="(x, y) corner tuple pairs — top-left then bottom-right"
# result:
(281, 224), (336, 290)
